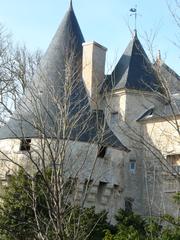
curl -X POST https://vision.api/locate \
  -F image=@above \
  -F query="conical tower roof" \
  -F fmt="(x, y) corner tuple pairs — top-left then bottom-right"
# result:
(0, 4), (127, 151)
(0, 3), (87, 140)
(101, 33), (161, 93)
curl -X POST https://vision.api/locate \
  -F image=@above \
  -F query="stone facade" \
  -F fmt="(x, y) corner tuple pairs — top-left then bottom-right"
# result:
(0, 3), (179, 221)
(0, 138), (127, 222)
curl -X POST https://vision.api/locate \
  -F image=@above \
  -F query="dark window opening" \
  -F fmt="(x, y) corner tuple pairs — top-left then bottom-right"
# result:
(20, 139), (31, 151)
(114, 184), (119, 190)
(97, 181), (107, 203)
(125, 198), (133, 212)
(97, 146), (107, 158)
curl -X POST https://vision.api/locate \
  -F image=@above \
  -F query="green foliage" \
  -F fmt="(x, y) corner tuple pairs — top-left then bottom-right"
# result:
(144, 217), (162, 239)
(0, 170), (180, 240)
(103, 230), (114, 240)
(0, 170), (35, 240)
(103, 209), (180, 240)
(65, 206), (109, 240)
(103, 209), (146, 240)
(173, 192), (180, 205)
(159, 226), (180, 240)
(0, 170), (110, 240)
(115, 209), (146, 237)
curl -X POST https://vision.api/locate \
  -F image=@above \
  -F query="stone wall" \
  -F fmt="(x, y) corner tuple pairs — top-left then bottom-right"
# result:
(142, 117), (180, 217)
(0, 138), (127, 221)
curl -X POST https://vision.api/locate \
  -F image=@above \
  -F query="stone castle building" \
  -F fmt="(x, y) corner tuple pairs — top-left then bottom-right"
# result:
(0, 2), (179, 221)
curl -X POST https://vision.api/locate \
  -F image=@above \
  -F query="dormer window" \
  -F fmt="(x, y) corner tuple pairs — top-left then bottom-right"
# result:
(97, 146), (107, 158)
(20, 139), (31, 151)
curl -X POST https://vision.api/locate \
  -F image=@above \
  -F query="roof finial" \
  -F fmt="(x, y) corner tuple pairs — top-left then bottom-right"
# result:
(70, 0), (73, 9)
(134, 29), (137, 38)
(130, 5), (140, 37)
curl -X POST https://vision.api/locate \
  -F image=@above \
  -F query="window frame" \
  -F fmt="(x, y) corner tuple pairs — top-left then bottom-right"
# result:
(129, 159), (136, 174)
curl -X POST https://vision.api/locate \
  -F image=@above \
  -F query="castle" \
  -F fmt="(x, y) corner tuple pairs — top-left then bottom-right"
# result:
(0, 1), (179, 221)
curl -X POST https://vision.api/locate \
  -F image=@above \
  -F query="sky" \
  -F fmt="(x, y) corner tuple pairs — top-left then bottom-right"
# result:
(0, 0), (179, 74)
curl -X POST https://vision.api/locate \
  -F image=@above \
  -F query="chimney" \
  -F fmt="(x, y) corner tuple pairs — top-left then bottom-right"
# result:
(82, 41), (107, 110)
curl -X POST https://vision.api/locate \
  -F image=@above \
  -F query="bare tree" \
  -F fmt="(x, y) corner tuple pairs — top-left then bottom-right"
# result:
(0, 38), (127, 240)
(101, 21), (180, 218)
(0, 24), (42, 123)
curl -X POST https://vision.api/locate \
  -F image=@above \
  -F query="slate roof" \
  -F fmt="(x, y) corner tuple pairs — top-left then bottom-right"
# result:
(0, 3), (128, 151)
(158, 62), (180, 94)
(136, 62), (180, 121)
(137, 98), (180, 122)
(101, 33), (162, 93)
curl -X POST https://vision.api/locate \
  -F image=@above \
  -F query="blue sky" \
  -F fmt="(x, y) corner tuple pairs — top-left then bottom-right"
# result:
(0, 0), (179, 74)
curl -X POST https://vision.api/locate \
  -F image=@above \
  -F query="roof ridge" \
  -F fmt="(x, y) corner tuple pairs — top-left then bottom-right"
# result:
(125, 37), (135, 86)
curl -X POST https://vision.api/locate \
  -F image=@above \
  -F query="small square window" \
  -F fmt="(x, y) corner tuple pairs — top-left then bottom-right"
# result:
(111, 112), (119, 123)
(20, 139), (31, 151)
(129, 160), (136, 173)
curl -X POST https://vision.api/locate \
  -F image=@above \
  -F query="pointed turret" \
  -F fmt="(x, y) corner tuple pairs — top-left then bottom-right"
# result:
(36, 1), (85, 91)
(0, 2), (88, 139)
(0, 4), (86, 139)
(101, 33), (161, 93)
(0, 5), (127, 151)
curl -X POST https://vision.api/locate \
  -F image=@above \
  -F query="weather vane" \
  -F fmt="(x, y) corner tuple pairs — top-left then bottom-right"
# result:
(130, 5), (138, 31)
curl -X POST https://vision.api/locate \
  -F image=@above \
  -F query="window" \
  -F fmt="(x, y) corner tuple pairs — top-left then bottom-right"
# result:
(20, 139), (31, 151)
(167, 154), (180, 174)
(38, 89), (43, 95)
(125, 198), (133, 212)
(111, 111), (119, 123)
(97, 181), (107, 203)
(97, 146), (107, 158)
(114, 184), (119, 190)
(129, 160), (136, 174)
